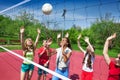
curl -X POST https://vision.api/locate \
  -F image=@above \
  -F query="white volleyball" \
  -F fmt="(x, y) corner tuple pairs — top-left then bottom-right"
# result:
(42, 3), (53, 15)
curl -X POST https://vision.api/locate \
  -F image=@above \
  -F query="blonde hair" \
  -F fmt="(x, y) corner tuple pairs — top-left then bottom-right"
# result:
(24, 38), (34, 50)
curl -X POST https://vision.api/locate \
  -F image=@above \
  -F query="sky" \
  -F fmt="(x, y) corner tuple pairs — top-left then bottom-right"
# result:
(0, 0), (120, 30)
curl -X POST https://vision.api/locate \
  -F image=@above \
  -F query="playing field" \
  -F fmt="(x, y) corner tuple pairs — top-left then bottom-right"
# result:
(0, 49), (112, 80)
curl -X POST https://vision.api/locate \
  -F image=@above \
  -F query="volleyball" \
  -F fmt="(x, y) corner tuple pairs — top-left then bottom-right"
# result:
(42, 3), (53, 15)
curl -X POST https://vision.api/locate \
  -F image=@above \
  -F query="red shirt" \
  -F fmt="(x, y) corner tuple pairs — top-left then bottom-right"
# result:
(108, 61), (120, 80)
(38, 47), (52, 65)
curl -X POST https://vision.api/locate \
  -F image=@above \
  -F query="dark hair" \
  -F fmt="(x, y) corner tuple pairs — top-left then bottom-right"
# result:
(82, 51), (95, 69)
(65, 37), (72, 50)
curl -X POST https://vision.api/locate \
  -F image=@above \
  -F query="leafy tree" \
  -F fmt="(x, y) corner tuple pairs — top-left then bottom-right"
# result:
(67, 27), (81, 44)
(16, 10), (34, 26)
(89, 13), (120, 50)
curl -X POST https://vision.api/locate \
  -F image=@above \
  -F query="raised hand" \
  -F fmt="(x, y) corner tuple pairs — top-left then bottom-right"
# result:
(84, 36), (89, 43)
(37, 28), (41, 34)
(65, 32), (69, 38)
(107, 33), (116, 41)
(20, 27), (24, 34)
(47, 38), (52, 46)
(77, 34), (81, 40)
(57, 33), (61, 39)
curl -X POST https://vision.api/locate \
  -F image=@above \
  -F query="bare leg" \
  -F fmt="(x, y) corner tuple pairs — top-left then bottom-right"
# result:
(27, 70), (33, 80)
(20, 71), (26, 80)
(38, 75), (42, 80)
(43, 74), (46, 80)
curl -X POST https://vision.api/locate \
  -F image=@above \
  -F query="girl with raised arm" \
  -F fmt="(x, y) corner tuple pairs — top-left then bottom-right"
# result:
(103, 33), (120, 80)
(20, 27), (40, 80)
(37, 38), (53, 80)
(77, 34), (95, 80)
(52, 34), (72, 80)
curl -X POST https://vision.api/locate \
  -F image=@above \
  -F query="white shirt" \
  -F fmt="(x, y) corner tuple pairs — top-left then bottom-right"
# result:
(56, 47), (72, 69)
(82, 51), (94, 72)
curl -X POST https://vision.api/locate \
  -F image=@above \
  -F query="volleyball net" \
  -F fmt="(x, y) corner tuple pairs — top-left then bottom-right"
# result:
(0, 46), (71, 80)
(1, 0), (120, 29)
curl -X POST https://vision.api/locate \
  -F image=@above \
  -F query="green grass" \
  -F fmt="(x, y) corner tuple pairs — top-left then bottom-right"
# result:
(0, 43), (118, 58)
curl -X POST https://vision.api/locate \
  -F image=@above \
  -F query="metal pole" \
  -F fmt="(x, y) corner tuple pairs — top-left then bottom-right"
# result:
(62, 9), (66, 38)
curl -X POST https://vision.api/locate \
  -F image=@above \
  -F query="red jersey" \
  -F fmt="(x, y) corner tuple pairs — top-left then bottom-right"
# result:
(38, 47), (52, 65)
(108, 61), (120, 80)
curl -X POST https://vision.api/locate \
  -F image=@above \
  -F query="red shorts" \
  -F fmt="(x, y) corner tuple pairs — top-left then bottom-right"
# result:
(81, 70), (93, 80)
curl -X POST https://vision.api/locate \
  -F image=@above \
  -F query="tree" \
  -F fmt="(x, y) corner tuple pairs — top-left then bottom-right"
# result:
(67, 27), (81, 43)
(16, 10), (34, 26)
(89, 13), (120, 49)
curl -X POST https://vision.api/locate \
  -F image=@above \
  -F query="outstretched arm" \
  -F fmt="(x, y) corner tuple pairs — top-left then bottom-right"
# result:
(57, 33), (61, 47)
(103, 33), (116, 65)
(65, 32), (69, 38)
(77, 34), (86, 53)
(84, 37), (94, 53)
(44, 38), (57, 56)
(20, 27), (25, 50)
(46, 38), (53, 56)
(34, 28), (41, 49)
